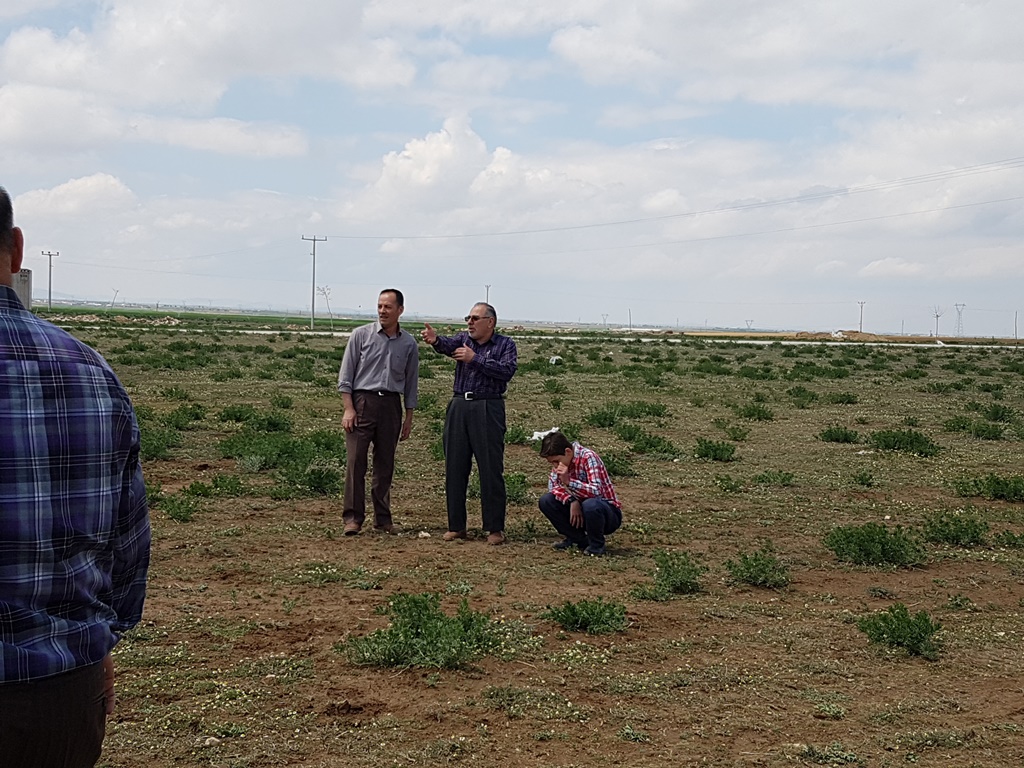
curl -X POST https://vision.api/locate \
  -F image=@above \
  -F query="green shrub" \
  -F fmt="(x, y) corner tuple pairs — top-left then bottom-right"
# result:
(630, 549), (706, 601)
(752, 469), (795, 487)
(952, 473), (1024, 502)
(160, 386), (191, 401)
(341, 593), (510, 669)
(162, 493), (200, 523)
(162, 403), (207, 430)
(922, 509), (989, 546)
(138, 421), (182, 462)
(725, 545), (790, 588)
(270, 393), (294, 409)
(982, 403), (1015, 422)
(824, 523), (925, 567)
(542, 598), (627, 634)
(818, 425), (860, 444)
(505, 424), (530, 445)
(852, 470), (875, 488)
(505, 472), (531, 505)
(694, 438), (735, 462)
(868, 429), (940, 457)
(787, 385), (818, 408)
(714, 474), (744, 493)
(735, 402), (774, 421)
(993, 530), (1024, 548)
(218, 404), (259, 423)
(601, 451), (637, 477)
(857, 603), (942, 660)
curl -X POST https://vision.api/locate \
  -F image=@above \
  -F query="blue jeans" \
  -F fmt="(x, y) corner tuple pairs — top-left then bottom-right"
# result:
(538, 492), (622, 549)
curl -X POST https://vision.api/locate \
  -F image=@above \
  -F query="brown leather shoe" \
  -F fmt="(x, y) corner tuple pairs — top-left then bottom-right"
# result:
(486, 531), (506, 546)
(442, 530), (468, 541)
(343, 521), (361, 536)
(374, 524), (397, 535)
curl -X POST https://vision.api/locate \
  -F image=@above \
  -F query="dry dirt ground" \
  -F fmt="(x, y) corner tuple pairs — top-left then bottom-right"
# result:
(71, 326), (1024, 768)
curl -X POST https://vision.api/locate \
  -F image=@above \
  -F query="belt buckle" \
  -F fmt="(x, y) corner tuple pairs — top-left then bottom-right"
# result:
(463, 392), (474, 400)
(377, 391), (385, 396)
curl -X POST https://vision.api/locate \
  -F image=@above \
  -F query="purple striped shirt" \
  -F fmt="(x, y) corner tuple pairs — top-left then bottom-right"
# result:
(0, 286), (151, 682)
(431, 331), (518, 395)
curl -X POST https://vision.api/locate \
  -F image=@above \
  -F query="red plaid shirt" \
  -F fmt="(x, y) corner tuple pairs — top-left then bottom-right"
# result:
(548, 442), (621, 509)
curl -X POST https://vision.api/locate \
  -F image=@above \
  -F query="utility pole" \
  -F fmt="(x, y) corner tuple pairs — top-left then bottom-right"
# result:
(628, 308), (632, 333)
(41, 250), (58, 310)
(484, 284), (491, 303)
(301, 235), (326, 330)
(858, 301), (866, 333)
(954, 303), (966, 337)
(601, 313), (608, 327)
(110, 289), (119, 309)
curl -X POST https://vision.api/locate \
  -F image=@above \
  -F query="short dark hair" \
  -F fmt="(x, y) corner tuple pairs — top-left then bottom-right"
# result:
(380, 288), (404, 307)
(0, 187), (14, 254)
(539, 431), (572, 457)
(476, 302), (497, 323)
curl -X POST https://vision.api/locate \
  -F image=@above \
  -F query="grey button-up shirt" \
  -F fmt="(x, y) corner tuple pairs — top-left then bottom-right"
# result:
(337, 321), (419, 408)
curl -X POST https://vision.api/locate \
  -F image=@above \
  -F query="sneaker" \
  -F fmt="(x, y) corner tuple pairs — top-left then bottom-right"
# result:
(583, 544), (606, 557)
(442, 530), (468, 541)
(552, 537), (585, 551)
(343, 521), (362, 536)
(486, 531), (506, 546)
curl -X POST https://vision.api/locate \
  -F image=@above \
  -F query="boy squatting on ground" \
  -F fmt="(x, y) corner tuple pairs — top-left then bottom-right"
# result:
(538, 431), (622, 556)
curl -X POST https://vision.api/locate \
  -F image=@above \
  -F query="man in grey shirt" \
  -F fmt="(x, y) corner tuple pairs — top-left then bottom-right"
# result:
(337, 289), (419, 534)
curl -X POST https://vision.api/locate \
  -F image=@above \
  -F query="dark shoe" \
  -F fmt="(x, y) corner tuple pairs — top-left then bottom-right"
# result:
(553, 537), (585, 551)
(374, 524), (397, 535)
(343, 521), (361, 536)
(442, 530), (468, 541)
(486, 531), (506, 546)
(583, 544), (606, 557)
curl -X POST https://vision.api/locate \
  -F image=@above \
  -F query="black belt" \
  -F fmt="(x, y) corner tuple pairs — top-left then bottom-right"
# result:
(453, 392), (505, 401)
(355, 390), (401, 397)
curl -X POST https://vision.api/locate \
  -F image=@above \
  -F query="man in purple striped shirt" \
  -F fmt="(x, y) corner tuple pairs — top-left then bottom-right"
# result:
(422, 302), (517, 545)
(0, 187), (151, 767)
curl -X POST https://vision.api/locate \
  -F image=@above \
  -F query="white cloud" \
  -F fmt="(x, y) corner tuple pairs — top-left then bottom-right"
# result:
(131, 117), (307, 157)
(860, 258), (927, 278)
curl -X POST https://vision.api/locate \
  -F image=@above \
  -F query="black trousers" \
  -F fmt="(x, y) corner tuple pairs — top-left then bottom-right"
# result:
(443, 397), (506, 532)
(0, 660), (106, 768)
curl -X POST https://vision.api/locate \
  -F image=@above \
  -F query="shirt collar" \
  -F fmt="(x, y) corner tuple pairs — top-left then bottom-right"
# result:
(373, 320), (404, 337)
(0, 285), (25, 310)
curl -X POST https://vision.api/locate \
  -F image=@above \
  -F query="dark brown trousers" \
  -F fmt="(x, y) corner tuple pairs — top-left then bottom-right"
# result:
(0, 660), (106, 768)
(343, 391), (403, 527)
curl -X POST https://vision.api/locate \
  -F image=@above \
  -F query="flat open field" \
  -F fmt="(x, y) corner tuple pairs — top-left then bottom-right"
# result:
(61, 316), (1024, 768)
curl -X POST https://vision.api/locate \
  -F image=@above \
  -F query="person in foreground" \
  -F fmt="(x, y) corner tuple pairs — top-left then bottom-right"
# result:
(0, 187), (152, 767)
(337, 289), (419, 535)
(538, 431), (623, 556)
(421, 302), (517, 545)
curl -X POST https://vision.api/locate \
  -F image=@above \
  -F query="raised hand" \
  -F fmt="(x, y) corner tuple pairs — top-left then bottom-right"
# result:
(421, 322), (437, 345)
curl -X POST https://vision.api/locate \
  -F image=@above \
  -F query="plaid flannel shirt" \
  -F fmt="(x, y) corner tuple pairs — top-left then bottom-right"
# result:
(0, 286), (151, 682)
(548, 442), (621, 509)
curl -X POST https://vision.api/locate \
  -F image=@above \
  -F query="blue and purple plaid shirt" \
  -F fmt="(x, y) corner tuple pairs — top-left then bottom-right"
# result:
(431, 330), (517, 395)
(0, 286), (150, 682)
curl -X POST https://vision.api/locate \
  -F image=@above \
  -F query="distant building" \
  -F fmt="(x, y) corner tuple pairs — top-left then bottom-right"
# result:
(13, 268), (32, 309)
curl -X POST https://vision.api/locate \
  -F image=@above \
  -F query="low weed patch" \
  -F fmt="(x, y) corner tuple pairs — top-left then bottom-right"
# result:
(953, 473), (1024, 502)
(868, 429), (940, 457)
(694, 438), (736, 462)
(631, 549), (705, 601)
(922, 509), (989, 546)
(725, 545), (790, 588)
(857, 603), (942, 660)
(341, 593), (519, 669)
(824, 523), (925, 567)
(542, 598), (628, 634)
(818, 425), (860, 444)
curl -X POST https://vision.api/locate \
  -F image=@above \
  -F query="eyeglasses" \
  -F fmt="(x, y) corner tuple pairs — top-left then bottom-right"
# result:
(464, 314), (493, 322)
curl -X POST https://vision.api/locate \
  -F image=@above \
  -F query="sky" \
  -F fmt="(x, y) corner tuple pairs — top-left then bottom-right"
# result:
(2, 1), (1023, 336)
